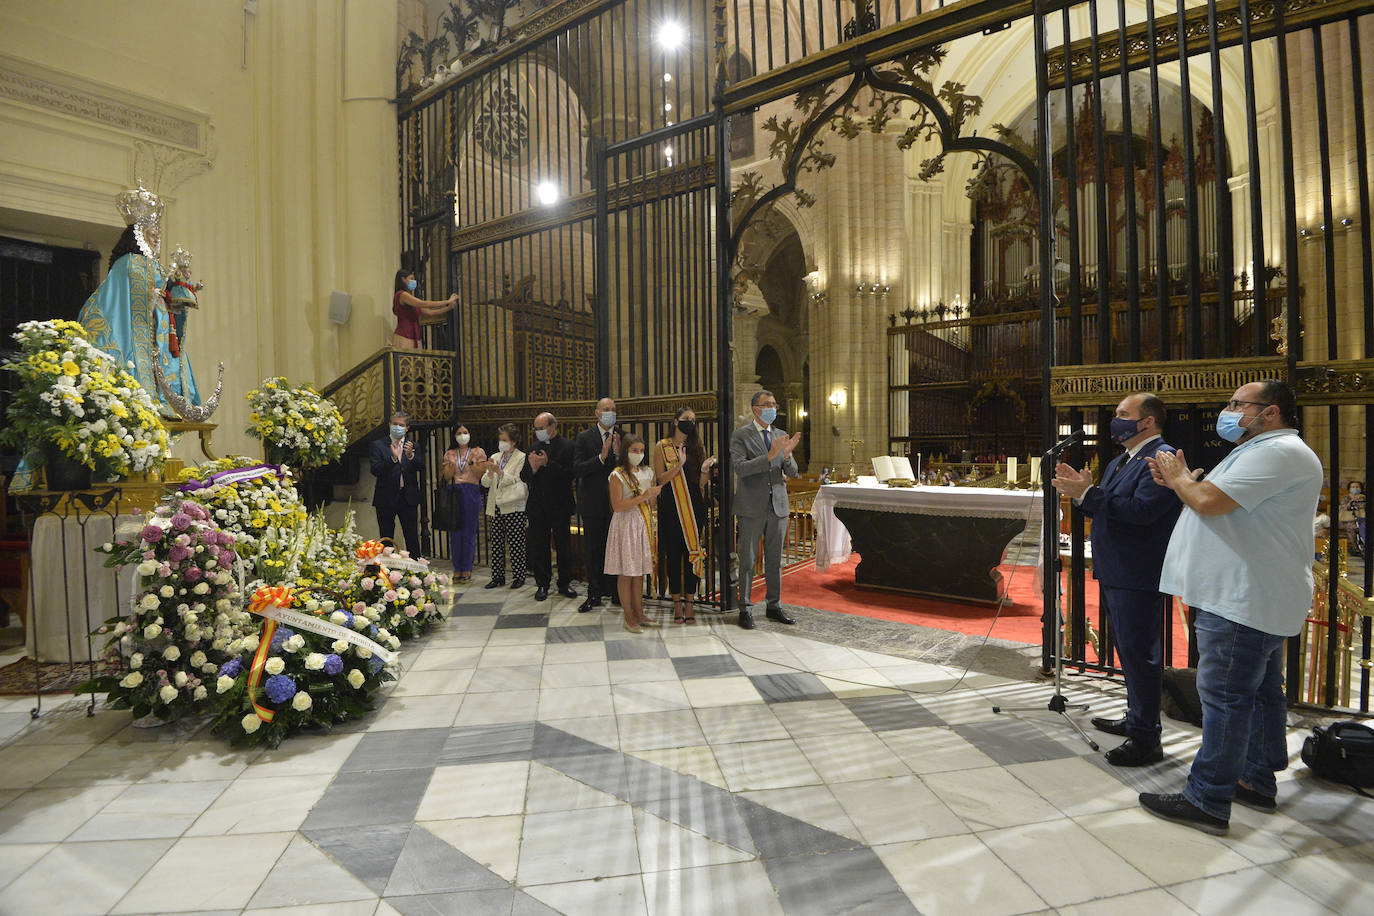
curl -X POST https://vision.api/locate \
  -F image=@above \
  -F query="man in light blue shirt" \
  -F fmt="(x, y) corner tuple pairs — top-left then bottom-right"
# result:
(1140, 380), (1322, 836)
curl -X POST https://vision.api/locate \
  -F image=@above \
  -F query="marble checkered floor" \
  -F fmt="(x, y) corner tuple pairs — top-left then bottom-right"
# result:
(1, 582), (1371, 916)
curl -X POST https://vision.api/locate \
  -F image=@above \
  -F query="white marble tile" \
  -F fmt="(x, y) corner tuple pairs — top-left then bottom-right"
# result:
(37, 739), (181, 788)
(634, 807), (753, 872)
(618, 709), (707, 751)
(795, 731), (911, 783)
(1216, 804), (1344, 866)
(0, 837), (173, 916)
(542, 643), (608, 665)
(0, 783), (126, 842)
(1056, 888), (1196, 916)
(466, 665), (542, 693)
(662, 636), (724, 657)
(906, 688), (1003, 724)
(0, 841), (55, 891)
(478, 645), (546, 668)
(541, 715), (620, 750)
(70, 778), (230, 841)
(641, 860), (785, 916)
(391, 667), (476, 696)
(484, 627), (549, 646)
(238, 733), (364, 780)
(879, 726), (999, 775)
(628, 745), (728, 790)
(1266, 841), (1374, 913)
(112, 831), (295, 914)
(415, 761), (527, 820)
(815, 667), (901, 698)
(922, 766), (1063, 831)
(246, 833), (377, 910)
(137, 740), (263, 783)
(1076, 807), (1254, 885)
(876, 834), (1047, 916)
(537, 684), (616, 720)
(186, 773), (333, 836)
(681, 675), (764, 708)
(790, 645), (866, 670)
(453, 689), (539, 726)
(712, 738), (823, 792)
(1005, 756), (1140, 818)
(410, 646), (482, 671)
(611, 680), (691, 715)
(367, 693), (463, 731)
(9, 706), (131, 747)
(829, 775), (968, 844)
(540, 662), (610, 688)
(608, 659), (681, 684)
(420, 813), (524, 882)
(247, 901), (380, 916)
(740, 785), (864, 841)
(982, 817), (1155, 907)
(523, 762), (623, 813)
(694, 704), (789, 745)
(516, 804), (640, 885)
(524, 874), (647, 916)
(0, 742), (89, 788)
(1167, 865), (1336, 915)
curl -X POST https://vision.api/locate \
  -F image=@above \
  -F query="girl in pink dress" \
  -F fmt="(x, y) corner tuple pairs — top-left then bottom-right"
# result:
(392, 269), (457, 349)
(604, 434), (663, 633)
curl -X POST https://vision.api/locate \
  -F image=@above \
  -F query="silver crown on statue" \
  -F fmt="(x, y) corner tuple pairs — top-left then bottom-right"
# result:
(115, 184), (165, 260)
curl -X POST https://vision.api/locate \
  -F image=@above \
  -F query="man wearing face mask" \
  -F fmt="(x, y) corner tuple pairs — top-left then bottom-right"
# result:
(573, 397), (621, 613)
(1052, 393), (1182, 767)
(731, 390), (802, 629)
(522, 412), (579, 601)
(370, 410), (424, 556)
(1138, 380), (1322, 835)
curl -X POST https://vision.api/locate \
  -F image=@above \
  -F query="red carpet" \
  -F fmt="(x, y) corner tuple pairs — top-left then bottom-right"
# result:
(781, 557), (1191, 666)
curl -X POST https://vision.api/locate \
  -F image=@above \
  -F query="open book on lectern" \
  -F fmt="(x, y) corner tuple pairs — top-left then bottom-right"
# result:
(872, 455), (916, 484)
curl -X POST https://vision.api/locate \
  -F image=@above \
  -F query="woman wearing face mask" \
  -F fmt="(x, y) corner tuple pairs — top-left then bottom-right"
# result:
(442, 426), (486, 582)
(480, 423), (528, 589)
(1341, 480), (1366, 554)
(652, 408), (717, 623)
(605, 434), (664, 632)
(392, 269), (458, 350)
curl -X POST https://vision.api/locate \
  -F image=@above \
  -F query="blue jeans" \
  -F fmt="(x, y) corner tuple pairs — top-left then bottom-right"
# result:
(1184, 609), (1290, 820)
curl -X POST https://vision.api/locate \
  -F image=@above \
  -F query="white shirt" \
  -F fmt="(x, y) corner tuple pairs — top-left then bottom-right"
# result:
(1158, 428), (1324, 636)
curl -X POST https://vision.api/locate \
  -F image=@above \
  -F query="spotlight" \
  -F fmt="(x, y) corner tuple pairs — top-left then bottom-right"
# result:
(657, 21), (685, 50)
(536, 182), (559, 206)
(664, 102), (672, 112)
(663, 73), (673, 83)
(663, 145), (674, 158)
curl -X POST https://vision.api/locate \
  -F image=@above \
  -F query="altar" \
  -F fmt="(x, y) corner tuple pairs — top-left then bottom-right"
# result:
(811, 483), (1044, 603)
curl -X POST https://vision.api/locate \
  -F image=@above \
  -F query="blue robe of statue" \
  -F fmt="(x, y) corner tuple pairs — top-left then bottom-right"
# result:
(78, 251), (201, 409)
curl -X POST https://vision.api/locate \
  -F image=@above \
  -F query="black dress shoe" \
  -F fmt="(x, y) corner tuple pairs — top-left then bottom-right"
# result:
(510, 577), (525, 589)
(765, 608), (796, 625)
(1139, 792), (1229, 835)
(610, 594), (621, 607)
(558, 586), (579, 599)
(1090, 716), (1130, 738)
(578, 597), (599, 613)
(738, 609), (756, 630)
(534, 587), (549, 601)
(484, 579), (505, 589)
(1104, 737), (1164, 767)
(1234, 783), (1277, 813)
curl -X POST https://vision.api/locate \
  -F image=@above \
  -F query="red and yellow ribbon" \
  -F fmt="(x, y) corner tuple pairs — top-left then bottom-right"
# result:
(356, 540), (384, 560)
(659, 440), (705, 579)
(246, 585), (294, 722)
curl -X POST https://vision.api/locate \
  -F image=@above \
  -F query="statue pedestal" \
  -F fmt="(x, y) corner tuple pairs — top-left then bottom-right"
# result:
(166, 421), (218, 461)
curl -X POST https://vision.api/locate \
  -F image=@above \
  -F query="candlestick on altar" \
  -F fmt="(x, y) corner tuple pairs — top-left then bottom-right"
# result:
(1029, 456), (1042, 489)
(1006, 457), (1018, 489)
(846, 438), (864, 483)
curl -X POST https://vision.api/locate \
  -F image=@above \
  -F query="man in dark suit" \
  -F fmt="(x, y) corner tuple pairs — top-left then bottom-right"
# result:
(370, 409), (424, 557)
(573, 397), (619, 613)
(523, 412), (579, 602)
(1053, 392), (1183, 766)
(732, 389), (801, 630)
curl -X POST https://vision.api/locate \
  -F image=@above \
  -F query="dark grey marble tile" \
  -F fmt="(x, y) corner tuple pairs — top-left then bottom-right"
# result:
(605, 638), (670, 660)
(384, 826), (510, 897)
(639, 783), (756, 855)
(842, 694), (944, 732)
(493, 613), (549, 629)
(341, 728), (450, 773)
(439, 723), (536, 766)
(511, 893), (564, 916)
(302, 767), (433, 830)
(448, 602), (504, 617)
(623, 756), (701, 804)
(386, 890), (518, 916)
(539, 751), (629, 797)
(532, 723), (614, 758)
(734, 796), (863, 860)
(672, 654), (746, 679)
(749, 672), (834, 704)
(763, 848), (918, 916)
(953, 719), (1080, 766)
(306, 823), (413, 893)
(545, 625), (605, 643)
(1275, 774), (1374, 845)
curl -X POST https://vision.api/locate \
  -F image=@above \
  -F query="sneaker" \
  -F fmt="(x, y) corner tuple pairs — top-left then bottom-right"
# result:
(1233, 783), (1277, 813)
(1138, 792), (1229, 835)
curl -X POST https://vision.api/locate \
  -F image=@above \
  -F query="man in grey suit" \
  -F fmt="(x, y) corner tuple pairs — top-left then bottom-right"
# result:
(732, 389), (802, 629)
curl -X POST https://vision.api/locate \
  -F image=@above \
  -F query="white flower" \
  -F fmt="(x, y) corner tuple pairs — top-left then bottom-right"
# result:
(332, 639), (349, 654)
(216, 675), (236, 693)
(241, 713), (262, 733)
(129, 653), (143, 670)
(120, 671), (144, 688)
(291, 691), (313, 711)
(162, 645), (180, 661)
(140, 594), (160, 611)
(346, 669), (365, 689)
(284, 634), (305, 653)
(143, 623), (162, 638)
(137, 559), (158, 575)
(242, 634), (260, 652)
(201, 662), (218, 675)
(173, 671), (188, 687)
(189, 651), (207, 668)
(304, 653), (326, 671)
(192, 582), (210, 595)
(159, 585), (174, 599)
(158, 685), (178, 703)
(356, 646), (372, 659)
(264, 657), (285, 675)
(330, 611), (348, 626)
(193, 685), (208, 701)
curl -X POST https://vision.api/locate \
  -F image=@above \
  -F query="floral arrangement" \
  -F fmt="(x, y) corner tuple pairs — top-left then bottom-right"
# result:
(350, 555), (449, 641)
(1, 319), (169, 479)
(80, 499), (247, 721)
(245, 377), (348, 469)
(176, 457), (308, 566)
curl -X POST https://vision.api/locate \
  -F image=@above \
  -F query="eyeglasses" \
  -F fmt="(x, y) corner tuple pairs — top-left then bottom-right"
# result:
(1224, 399), (1272, 412)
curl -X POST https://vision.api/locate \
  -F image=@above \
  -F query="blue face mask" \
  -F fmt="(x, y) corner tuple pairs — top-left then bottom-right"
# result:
(1109, 417), (1140, 445)
(1216, 410), (1246, 443)
(600, 411), (616, 428)
(535, 428), (550, 443)
(405, 279), (417, 291)
(390, 425), (406, 440)
(759, 407), (777, 425)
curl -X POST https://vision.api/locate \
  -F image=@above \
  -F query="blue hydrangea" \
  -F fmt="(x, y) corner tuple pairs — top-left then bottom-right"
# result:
(270, 627), (296, 651)
(368, 656), (384, 674)
(340, 611), (354, 627)
(218, 658), (243, 679)
(263, 674), (297, 704)
(322, 654), (344, 676)
(368, 625), (378, 637)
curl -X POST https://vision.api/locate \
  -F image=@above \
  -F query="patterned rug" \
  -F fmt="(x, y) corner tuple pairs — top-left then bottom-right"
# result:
(0, 657), (119, 695)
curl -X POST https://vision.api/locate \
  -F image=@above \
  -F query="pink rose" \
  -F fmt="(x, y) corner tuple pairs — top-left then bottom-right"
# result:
(141, 525), (164, 543)
(404, 605), (419, 617)
(384, 590), (398, 603)
(361, 578), (375, 591)
(353, 602), (367, 613)
(158, 564), (173, 578)
(388, 570), (403, 585)
(184, 567), (203, 582)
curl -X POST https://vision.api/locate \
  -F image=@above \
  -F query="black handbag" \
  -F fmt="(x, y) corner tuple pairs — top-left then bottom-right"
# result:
(432, 485), (461, 531)
(1301, 720), (1374, 795)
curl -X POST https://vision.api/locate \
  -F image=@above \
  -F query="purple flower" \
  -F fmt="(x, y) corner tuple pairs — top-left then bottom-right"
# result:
(368, 656), (384, 674)
(219, 549), (237, 567)
(158, 564), (173, 578)
(270, 627), (295, 651)
(171, 512), (192, 531)
(219, 658), (243, 678)
(263, 674), (296, 704)
(141, 525), (164, 543)
(168, 545), (190, 564)
(323, 654), (344, 676)
(184, 567), (203, 582)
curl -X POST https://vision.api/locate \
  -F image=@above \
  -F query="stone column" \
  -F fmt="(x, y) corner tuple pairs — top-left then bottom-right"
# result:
(732, 280), (769, 425)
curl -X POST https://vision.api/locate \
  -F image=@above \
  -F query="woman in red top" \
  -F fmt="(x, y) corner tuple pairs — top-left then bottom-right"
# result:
(392, 269), (457, 349)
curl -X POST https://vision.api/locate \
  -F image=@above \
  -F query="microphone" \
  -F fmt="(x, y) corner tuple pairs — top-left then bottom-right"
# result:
(1043, 429), (1084, 456)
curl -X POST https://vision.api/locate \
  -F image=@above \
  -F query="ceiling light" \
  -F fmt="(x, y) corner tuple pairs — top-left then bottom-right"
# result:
(536, 182), (559, 206)
(657, 21), (684, 50)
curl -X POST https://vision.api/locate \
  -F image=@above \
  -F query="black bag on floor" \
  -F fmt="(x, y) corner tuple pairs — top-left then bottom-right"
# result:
(432, 485), (460, 531)
(1161, 667), (1204, 727)
(1301, 721), (1374, 795)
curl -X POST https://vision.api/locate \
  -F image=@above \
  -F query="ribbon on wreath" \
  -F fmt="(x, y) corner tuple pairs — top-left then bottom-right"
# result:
(178, 463), (284, 493)
(356, 540), (384, 560)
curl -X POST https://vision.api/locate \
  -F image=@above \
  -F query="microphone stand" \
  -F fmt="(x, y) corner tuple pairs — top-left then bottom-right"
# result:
(991, 434), (1099, 751)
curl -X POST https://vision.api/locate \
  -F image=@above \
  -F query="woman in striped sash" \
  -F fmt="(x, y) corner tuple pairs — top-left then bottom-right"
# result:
(653, 408), (716, 624)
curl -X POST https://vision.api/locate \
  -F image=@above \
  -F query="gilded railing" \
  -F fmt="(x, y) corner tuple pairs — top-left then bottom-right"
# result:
(320, 348), (456, 448)
(1304, 554), (1374, 709)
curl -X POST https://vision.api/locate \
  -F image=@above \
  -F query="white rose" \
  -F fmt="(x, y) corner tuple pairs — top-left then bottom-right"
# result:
(388, 636), (400, 650)
(158, 685), (178, 703)
(304, 653), (326, 671)
(285, 634), (305, 652)
(190, 651), (207, 668)
(143, 623), (162, 639)
(216, 598), (232, 611)
(159, 585), (175, 598)
(162, 645), (180, 661)
(241, 713), (262, 733)
(291, 691), (313, 711)
(264, 657), (285, 675)
(332, 639), (349, 653)
(173, 671), (188, 687)
(356, 646), (372, 659)
(137, 559), (158, 575)
(242, 634), (260, 652)
(216, 675), (236, 694)
(129, 653), (143, 670)
(330, 611), (348, 626)
(201, 663), (218, 675)
(140, 594), (160, 611)
(346, 669), (365, 689)
(193, 582), (210, 595)
(120, 671), (144, 688)
(193, 685), (208, 701)
(352, 616), (369, 630)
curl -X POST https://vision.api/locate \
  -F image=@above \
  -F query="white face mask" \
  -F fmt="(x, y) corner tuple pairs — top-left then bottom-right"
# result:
(498, 440), (512, 453)
(456, 433), (470, 446)
(628, 451), (644, 466)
